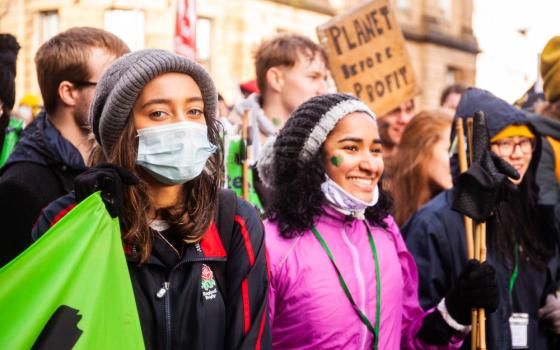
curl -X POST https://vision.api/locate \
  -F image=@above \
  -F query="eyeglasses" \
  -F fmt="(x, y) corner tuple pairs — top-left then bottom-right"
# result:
(71, 81), (97, 89)
(491, 138), (535, 157)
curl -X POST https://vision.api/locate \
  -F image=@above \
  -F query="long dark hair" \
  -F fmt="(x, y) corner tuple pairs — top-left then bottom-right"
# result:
(490, 134), (555, 270)
(91, 109), (223, 263)
(267, 147), (393, 239)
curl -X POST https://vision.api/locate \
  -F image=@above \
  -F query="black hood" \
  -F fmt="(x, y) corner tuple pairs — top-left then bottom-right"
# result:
(528, 113), (560, 139)
(453, 87), (528, 140)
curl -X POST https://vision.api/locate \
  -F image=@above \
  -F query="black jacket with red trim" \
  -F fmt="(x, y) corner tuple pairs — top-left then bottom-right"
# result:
(32, 192), (271, 350)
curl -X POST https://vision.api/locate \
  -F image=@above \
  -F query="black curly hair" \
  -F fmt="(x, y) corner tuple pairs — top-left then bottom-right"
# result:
(265, 93), (393, 239)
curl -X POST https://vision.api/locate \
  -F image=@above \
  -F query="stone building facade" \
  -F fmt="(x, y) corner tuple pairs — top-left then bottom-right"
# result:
(0, 0), (477, 109)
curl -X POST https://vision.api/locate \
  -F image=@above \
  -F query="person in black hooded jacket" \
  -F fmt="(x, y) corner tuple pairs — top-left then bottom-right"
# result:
(402, 87), (560, 349)
(0, 28), (129, 266)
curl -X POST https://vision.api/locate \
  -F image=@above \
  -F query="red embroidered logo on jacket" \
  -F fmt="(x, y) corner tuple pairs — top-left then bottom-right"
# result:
(201, 264), (217, 301)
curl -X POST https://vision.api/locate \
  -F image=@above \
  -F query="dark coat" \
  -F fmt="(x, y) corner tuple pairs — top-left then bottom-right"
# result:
(0, 112), (86, 266)
(402, 189), (560, 350)
(529, 113), (560, 231)
(32, 192), (271, 350)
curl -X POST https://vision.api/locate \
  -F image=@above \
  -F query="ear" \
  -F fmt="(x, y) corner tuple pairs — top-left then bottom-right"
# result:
(58, 81), (78, 108)
(265, 67), (284, 94)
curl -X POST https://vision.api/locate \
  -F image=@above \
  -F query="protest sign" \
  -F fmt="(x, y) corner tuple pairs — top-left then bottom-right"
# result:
(225, 137), (263, 212)
(317, 0), (417, 116)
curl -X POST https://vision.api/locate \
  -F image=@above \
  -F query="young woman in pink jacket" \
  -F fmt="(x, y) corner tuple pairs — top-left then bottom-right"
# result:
(257, 93), (498, 349)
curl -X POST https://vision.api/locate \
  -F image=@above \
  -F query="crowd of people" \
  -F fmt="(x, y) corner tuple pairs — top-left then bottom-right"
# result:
(1, 25), (560, 350)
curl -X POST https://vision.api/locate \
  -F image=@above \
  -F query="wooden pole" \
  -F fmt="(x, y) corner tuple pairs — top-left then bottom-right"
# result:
(466, 115), (487, 349)
(456, 118), (474, 260)
(471, 308), (478, 350)
(478, 222), (487, 350)
(241, 109), (250, 200)
(467, 118), (474, 165)
(479, 223), (487, 261)
(457, 117), (479, 349)
(473, 224), (482, 349)
(474, 224), (481, 261)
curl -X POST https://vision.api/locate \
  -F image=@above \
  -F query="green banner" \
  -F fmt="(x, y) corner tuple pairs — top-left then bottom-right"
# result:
(0, 192), (144, 349)
(225, 138), (263, 211)
(0, 117), (24, 168)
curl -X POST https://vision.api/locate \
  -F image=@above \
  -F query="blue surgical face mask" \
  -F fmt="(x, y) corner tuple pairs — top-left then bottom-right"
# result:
(136, 121), (217, 185)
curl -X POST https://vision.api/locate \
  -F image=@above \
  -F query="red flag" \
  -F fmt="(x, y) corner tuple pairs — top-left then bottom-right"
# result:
(174, 0), (196, 59)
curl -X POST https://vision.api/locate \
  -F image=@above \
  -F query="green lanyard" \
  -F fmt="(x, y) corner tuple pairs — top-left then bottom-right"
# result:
(508, 243), (519, 302)
(311, 222), (381, 350)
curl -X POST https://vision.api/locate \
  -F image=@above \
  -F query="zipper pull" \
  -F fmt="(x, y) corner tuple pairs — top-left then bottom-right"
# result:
(156, 281), (170, 299)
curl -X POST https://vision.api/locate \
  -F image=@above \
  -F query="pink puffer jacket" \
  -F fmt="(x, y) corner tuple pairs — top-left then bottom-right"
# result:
(265, 206), (464, 350)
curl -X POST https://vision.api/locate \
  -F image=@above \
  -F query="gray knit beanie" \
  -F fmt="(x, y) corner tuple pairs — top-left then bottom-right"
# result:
(257, 93), (376, 188)
(89, 49), (217, 157)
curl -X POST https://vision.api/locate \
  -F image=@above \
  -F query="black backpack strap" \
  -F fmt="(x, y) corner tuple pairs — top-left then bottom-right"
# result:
(212, 189), (237, 299)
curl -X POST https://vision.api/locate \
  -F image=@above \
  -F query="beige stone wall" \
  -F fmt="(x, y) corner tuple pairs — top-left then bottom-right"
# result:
(0, 0), (332, 104)
(395, 0), (478, 109)
(410, 42), (476, 108)
(0, 0), (476, 110)
(197, 0), (331, 102)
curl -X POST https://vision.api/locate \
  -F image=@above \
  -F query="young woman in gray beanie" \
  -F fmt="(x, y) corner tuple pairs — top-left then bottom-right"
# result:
(260, 93), (498, 349)
(32, 49), (271, 349)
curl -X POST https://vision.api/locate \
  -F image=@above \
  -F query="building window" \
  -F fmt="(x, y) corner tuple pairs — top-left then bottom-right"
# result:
(446, 66), (463, 85)
(39, 11), (58, 44)
(104, 10), (144, 51)
(196, 17), (212, 69)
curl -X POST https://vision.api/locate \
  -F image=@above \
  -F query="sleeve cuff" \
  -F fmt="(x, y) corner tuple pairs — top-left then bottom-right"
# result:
(438, 298), (472, 333)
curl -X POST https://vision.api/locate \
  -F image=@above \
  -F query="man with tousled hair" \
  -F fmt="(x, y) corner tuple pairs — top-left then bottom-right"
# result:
(0, 27), (129, 266)
(234, 33), (329, 208)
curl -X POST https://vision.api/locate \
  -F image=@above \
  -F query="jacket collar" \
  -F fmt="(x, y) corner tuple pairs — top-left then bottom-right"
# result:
(125, 222), (227, 266)
(318, 205), (362, 226)
(4, 112), (86, 170)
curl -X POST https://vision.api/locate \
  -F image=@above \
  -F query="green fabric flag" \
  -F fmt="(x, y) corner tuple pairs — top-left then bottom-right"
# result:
(0, 192), (144, 349)
(225, 137), (263, 212)
(0, 117), (24, 168)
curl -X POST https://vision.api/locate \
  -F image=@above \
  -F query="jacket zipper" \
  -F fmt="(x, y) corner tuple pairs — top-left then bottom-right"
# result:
(154, 257), (224, 349)
(156, 281), (172, 350)
(341, 226), (368, 349)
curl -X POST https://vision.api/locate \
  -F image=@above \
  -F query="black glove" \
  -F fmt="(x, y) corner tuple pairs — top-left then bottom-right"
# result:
(74, 163), (139, 218)
(452, 111), (519, 221)
(445, 259), (499, 325)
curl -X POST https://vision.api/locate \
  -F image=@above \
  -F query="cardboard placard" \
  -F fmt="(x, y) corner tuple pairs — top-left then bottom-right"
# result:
(317, 0), (417, 116)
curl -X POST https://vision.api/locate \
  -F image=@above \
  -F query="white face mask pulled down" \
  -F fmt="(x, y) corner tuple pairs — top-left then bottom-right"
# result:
(320, 175), (379, 220)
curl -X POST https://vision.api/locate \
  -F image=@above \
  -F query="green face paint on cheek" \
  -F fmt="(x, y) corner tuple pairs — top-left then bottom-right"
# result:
(330, 155), (343, 167)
